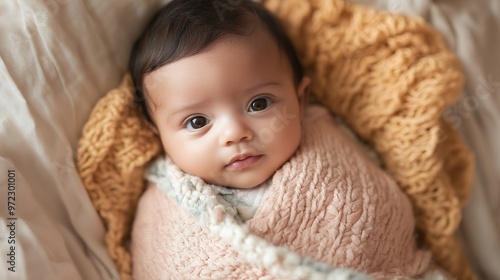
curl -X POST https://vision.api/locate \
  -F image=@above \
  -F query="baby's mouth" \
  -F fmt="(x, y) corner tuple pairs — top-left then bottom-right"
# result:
(225, 155), (263, 171)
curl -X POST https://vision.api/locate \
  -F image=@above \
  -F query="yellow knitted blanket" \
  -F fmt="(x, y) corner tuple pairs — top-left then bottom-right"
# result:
(77, 0), (475, 279)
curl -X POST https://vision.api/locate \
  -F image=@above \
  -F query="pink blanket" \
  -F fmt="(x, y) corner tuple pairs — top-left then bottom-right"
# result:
(131, 106), (443, 279)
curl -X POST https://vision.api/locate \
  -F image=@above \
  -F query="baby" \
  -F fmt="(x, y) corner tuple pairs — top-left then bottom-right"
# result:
(130, 0), (309, 191)
(129, 0), (445, 279)
(130, 0), (312, 221)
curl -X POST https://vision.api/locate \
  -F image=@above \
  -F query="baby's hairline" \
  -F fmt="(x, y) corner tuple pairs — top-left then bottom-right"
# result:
(130, 0), (304, 126)
(141, 30), (301, 124)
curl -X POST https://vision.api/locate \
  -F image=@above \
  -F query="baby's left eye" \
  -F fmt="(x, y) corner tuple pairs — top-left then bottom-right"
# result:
(248, 97), (273, 112)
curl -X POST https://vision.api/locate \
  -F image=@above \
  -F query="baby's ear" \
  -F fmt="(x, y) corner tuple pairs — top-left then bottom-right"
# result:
(297, 76), (311, 118)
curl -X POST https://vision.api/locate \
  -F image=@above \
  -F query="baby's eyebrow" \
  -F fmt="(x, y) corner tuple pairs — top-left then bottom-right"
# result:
(166, 81), (280, 119)
(243, 81), (280, 92)
(168, 100), (211, 119)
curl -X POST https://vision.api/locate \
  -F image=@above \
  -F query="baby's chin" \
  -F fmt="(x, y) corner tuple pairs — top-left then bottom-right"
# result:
(204, 174), (271, 189)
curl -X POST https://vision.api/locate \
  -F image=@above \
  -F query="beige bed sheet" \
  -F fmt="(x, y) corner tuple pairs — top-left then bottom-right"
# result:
(0, 0), (168, 279)
(1, 0), (498, 279)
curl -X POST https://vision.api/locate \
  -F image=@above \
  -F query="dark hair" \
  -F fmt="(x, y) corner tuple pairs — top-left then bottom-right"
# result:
(129, 0), (303, 125)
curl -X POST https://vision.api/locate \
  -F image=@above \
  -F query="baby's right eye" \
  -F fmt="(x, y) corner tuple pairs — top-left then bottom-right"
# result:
(185, 116), (210, 130)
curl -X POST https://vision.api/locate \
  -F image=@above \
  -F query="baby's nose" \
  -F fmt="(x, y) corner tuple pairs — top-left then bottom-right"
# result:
(219, 117), (253, 146)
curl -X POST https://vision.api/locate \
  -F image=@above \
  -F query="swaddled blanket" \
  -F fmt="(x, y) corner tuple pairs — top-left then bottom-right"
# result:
(131, 105), (441, 280)
(77, 1), (476, 279)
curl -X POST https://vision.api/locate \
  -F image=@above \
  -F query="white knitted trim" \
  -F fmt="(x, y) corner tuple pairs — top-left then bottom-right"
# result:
(145, 156), (371, 280)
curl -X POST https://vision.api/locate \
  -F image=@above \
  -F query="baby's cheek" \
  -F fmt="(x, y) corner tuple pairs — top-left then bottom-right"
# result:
(269, 123), (301, 169)
(278, 120), (302, 159)
(182, 143), (215, 178)
(280, 116), (300, 138)
(161, 136), (194, 172)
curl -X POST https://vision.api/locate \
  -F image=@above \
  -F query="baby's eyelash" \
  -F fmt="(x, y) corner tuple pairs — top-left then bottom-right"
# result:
(248, 96), (274, 112)
(183, 115), (210, 130)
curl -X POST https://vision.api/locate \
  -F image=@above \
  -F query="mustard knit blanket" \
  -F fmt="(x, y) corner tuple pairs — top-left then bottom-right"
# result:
(77, 0), (475, 279)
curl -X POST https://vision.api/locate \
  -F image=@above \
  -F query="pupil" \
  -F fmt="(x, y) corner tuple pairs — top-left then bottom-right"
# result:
(191, 117), (206, 128)
(252, 98), (267, 111)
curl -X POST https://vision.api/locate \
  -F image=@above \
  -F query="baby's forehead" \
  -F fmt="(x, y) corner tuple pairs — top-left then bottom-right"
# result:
(145, 30), (288, 84)
(141, 31), (298, 119)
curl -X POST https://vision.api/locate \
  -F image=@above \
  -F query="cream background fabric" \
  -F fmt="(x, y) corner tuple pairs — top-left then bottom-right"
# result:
(0, 0), (498, 279)
(0, 0), (167, 279)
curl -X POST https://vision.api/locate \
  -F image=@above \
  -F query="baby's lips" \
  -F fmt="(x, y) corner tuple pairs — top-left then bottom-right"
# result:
(225, 155), (263, 171)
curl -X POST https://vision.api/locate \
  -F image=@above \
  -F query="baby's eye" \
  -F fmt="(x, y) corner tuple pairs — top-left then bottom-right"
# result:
(185, 116), (210, 130)
(248, 97), (273, 112)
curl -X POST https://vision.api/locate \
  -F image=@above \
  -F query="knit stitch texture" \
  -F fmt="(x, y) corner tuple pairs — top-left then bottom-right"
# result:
(131, 105), (435, 279)
(76, 0), (474, 279)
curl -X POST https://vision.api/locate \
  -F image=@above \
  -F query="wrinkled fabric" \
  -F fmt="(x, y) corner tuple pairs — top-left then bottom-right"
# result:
(0, 0), (168, 279)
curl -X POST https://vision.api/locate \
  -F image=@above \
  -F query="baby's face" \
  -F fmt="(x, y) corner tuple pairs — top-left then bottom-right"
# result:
(144, 29), (309, 188)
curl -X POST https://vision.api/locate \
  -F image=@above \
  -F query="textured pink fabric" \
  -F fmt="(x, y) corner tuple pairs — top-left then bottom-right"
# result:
(131, 186), (272, 279)
(248, 106), (431, 278)
(131, 106), (432, 279)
